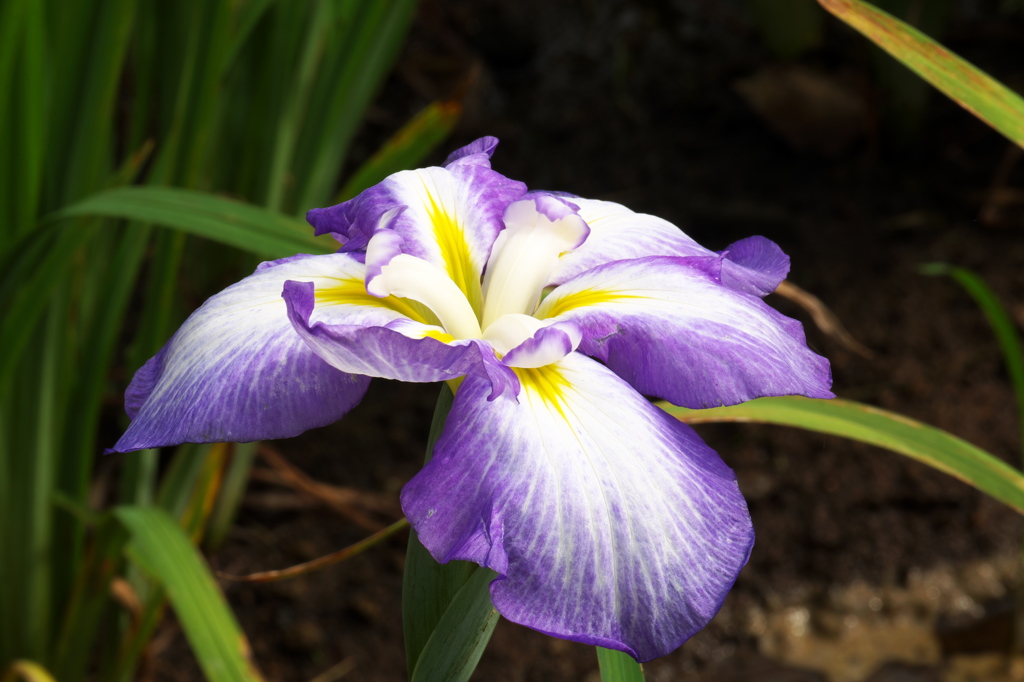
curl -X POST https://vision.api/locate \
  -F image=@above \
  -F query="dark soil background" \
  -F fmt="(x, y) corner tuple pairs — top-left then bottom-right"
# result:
(152, 0), (1024, 680)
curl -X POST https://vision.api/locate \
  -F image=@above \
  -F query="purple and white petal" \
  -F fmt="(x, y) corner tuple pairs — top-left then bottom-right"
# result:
(284, 280), (518, 398)
(308, 152), (525, 313)
(719, 235), (790, 297)
(112, 253), (399, 452)
(402, 352), (754, 662)
(481, 314), (582, 369)
(535, 255), (833, 408)
(549, 199), (791, 298)
(501, 322), (581, 369)
(548, 198), (712, 285)
(444, 136), (500, 167)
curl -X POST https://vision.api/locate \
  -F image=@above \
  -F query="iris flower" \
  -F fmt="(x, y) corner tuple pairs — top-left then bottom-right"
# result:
(112, 137), (831, 661)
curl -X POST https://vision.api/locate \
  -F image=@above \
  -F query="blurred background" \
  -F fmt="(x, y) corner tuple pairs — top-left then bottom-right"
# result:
(5, 0), (1024, 680)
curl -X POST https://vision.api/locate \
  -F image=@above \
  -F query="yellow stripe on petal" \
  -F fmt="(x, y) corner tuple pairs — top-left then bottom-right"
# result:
(426, 193), (483, 316)
(316, 278), (429, 323)
(422, 329), (456, 343)
(539, 288), (643, 319)
(515, 364), (572, 419)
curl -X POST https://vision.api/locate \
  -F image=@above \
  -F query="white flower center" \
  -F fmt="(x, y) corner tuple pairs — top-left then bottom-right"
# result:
(480, 199), (589, 329)
(368, 253), (483, 340)
(366, 198), (589, 356)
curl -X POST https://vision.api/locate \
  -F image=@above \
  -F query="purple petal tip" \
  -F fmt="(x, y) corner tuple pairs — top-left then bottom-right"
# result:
(444, 136), (500, 167)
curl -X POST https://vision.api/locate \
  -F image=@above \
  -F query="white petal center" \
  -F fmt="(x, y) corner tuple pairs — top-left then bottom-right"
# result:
(481, 199), (589, 329)
(367, 253), (482, 340)
(482, 313), (547, 355)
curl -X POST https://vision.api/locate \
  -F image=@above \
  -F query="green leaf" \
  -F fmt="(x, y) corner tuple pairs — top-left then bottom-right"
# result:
(597, 648), (645, 682)
(920, 263), (1024, 458)
(661, 396), (1024, 513)
(264, 0), (335, 212)
(403, 385), (483, 674)
(337, 100), (462, 202)
(817, 0), (1024, 147)
(113, 506), (264, 682)
(293, 0), (420, 212)
(204, 442), (260, 551)
(222, 0), (279, 75)
(403, 533), (479, 675)
(1, 660), (57, 682)
(50, 516), (129, 682)
(0, 226), (94, 392)
(410, 565), (500, 682)
(403, 384), (501, 682)
(47, 187), (335, 259)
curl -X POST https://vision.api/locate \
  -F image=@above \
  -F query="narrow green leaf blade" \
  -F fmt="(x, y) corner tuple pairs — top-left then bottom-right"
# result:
(403, 385), (479, 673)
(921, 263), (1024, 455)
(113, 506), (264, 682)
(294, 0), (420, 212)
(818, 0), (1024, 147)
(205, 442), (259, 551)
(661, 396), (1024, 513)
(404, 534), (478, 674)
(48, 187), (334, 258)
(222, 0), (279, 76)
(410, 565), (500, 682)
(1, 660), (57, 682)
(597, 647), (645, 682)
(337, 100), (462, 202)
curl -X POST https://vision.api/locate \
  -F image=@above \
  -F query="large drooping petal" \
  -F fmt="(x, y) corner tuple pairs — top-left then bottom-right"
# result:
(535, 255), (833, 408)
(307, 138), (526, 314)
(402, 353), (754, 662)
(111, 252), (414, 452)
(284, 281), (519, 399)
(548, 198), (790, 297)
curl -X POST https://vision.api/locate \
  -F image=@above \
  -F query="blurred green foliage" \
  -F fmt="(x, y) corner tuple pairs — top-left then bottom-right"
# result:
(870, 0), (955, 139)
(0, 0), (462, 678)
(746, 0), (824, 58)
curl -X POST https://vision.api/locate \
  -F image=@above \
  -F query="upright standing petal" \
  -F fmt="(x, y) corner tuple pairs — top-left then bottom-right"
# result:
(111, 253), (408, 452)
(443, 136), (500, 166)
(481, 195), (589, 327)
(536, 255), (833, 408)
(308, 139), (526, 314)
(362, 165), (526, 314)
(403, 353), (754, 662)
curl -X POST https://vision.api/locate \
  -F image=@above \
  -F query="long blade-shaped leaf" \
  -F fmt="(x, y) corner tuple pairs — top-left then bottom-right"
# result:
(113, 506), (264, 682)
(222, 0), (278, 73)
(597, 648), (645, 681)
(403, 386), (479, 672)
(410, 565), (500, 682)
(404, 384), (500, 682)
(921, 264), (1024, 455)
(817, 0), (1024, 147)
(661, 396), (1024, 513)
(294, 0), (419, 212)
(48, 187), (334, 258)
(0, 660), (57, 682)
